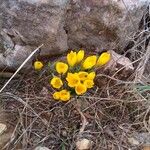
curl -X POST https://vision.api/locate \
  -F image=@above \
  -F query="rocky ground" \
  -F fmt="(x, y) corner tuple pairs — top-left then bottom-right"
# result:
(0, 0), (150, 150)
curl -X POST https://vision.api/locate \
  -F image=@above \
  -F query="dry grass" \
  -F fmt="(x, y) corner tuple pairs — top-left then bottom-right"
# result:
(0, 5), (150, 150)
(0, 46), (149, 150)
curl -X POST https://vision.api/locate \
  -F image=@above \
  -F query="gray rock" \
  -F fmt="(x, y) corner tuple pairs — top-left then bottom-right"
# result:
(0, 0), (69, 69)
(65, 0), (149, 52)
(0, 44), (33, 69)
(0, 0), (149, 69)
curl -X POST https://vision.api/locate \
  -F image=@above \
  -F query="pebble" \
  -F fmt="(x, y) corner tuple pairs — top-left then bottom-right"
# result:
(34, 146), (50, 150)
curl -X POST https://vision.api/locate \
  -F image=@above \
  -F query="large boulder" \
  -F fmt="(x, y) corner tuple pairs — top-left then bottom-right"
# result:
(0, 0), (69, 69)
(0, 0), (149, 70)
(65, 0), (149, 52)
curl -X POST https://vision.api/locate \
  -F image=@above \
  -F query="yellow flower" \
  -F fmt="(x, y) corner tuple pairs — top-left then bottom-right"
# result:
(97, 52), (111, 66)
(53, 92), (60, 100)
(34, 61), (44, 70)
(66, 73), (80, 87)
(75, 83), (87, 95)
(77, 50), (84, 63)
(78, 71), (88, 81)
(50, 77), (63, 89)
(87, 72), (96, 80)
(83, 55), (97, 69)
(59, 90), (70, 101)
(56, 62), (68, 74)
(67, 51), (77, 67)
(84, 80), (94, 88)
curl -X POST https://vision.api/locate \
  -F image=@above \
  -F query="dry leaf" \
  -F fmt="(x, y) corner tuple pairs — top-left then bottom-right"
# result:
(0, 123), (7, 135)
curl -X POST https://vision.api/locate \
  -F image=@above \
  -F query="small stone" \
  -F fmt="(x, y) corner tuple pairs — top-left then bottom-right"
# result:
(0, 123), (7, 135)
(62, 129), (67, 137)
(76, 138), (93, 150)
(34, 146), (50, 150)
(128, 137), (140, 145)
(106, 50), (134, 71)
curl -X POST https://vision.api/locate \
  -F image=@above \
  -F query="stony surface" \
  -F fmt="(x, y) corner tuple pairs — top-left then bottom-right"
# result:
(0, 0), (149, 69)
(65, 0), (148, 52)
(0, 0), (69, 69)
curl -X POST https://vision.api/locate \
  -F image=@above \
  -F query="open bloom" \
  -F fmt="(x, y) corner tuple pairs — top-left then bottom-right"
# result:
(77, 50), (84, 63)
(83, 55), (97, 69)
(53, 92), (60, 100)
(56, 62), (68, 74)
(34, 61), (44, 70)
(50, 77), (63, 89)
(87, 72), (96, 80)
(67, 51), (77, 67)
(97, 52), (111, 66)
(84, 79), (94, 88)
(59, 90), (70, 101)
(75, 83), (87, 95)
(78, 71), (88, 81)
(66, 73), (80, 87)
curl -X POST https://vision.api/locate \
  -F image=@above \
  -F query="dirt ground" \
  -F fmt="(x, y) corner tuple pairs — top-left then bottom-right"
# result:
(0, 51), (150, 150)
(0, 5), (150, 150)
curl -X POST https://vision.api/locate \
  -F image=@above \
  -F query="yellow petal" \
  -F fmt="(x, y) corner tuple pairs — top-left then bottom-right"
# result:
(34, 61), (44, 70)
(77, 50), (84, 63)
(53, 92), (60, 100)
(50, 77), (63, 89)
(87, 72), (96, 80)
(75, 83), (87, 95)
(84, 80), (94, 88)
(67, 51), (77, 67)
(97, 52), (111, 66)
(59, 90), (70, 101)
(66, 73), (80, 87)
(56, 62), (68, 74)
(83, 55), (97, 69)
(78, 71), (88, 81)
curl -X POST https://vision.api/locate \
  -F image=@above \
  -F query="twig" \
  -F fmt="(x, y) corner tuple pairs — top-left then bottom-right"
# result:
(0, 44), (43, 93)
(143, 106), (150, 133)
(135, 46), (150, 82)
(75, 100), (88, 134)
(0, 92), (47, 125)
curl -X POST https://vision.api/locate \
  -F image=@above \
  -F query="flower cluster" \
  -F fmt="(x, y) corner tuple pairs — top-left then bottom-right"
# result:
(33, 50), (111, 101)
(50, 50), (110, 101)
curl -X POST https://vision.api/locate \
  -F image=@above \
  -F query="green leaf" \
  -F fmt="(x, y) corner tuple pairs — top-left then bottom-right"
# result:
(136, 85), (150, 92)
(61, 142), (66, 150)
(47, 62), (51, 67)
